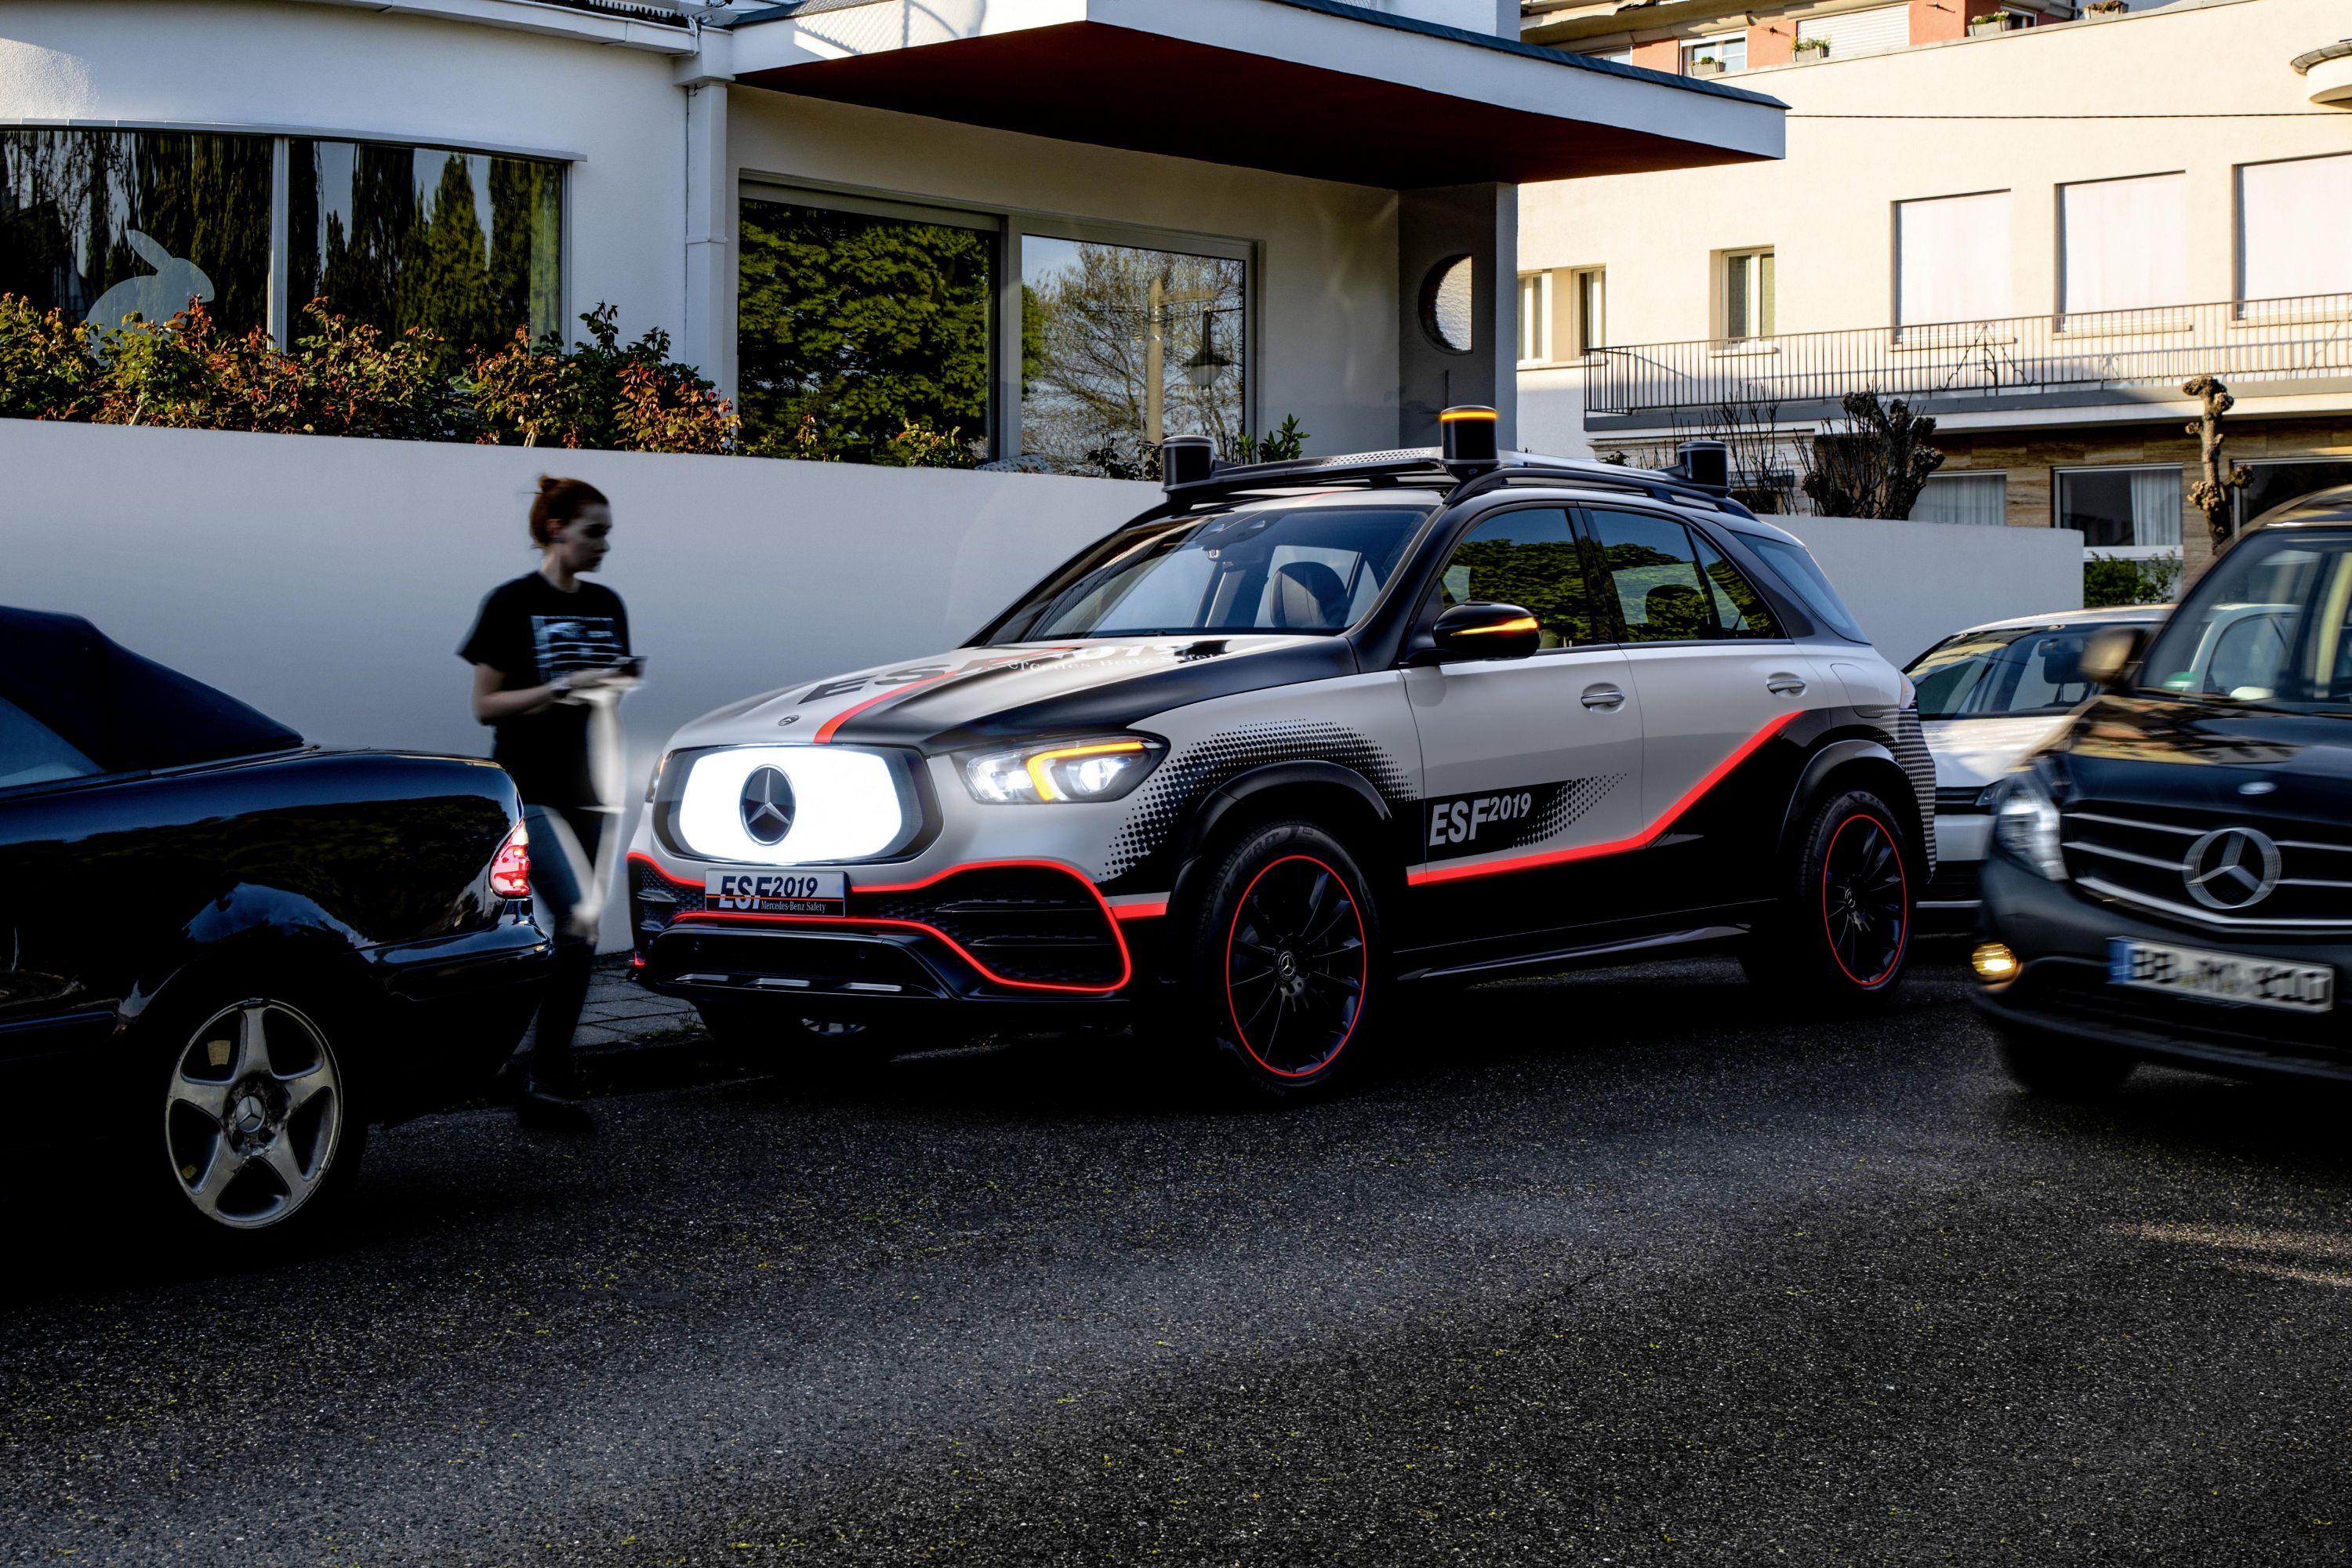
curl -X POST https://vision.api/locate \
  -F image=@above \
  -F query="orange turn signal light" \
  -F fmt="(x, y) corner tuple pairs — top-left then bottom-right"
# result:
(1970, 942), (2017, 981)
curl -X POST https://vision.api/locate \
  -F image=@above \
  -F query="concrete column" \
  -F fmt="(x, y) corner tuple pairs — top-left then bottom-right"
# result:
(675, 27), (735, 395)
(1397, 182), (1519, 448)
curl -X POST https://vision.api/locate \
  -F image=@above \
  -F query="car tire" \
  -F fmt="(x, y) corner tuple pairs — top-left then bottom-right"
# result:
(1177, 818), (1383, 1104)
(1994, 1021), (2136, 1099)
(138, 982), (368, 1255)
(1743, 786), (1915, 1010)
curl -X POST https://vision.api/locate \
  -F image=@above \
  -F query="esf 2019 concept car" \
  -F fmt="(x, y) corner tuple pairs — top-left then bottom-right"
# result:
(630, 413), (1935, 1098)
(0, 607), (550, 1247)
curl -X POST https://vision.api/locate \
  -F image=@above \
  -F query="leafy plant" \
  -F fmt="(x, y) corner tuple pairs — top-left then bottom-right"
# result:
(1233, 416), (1309, 464)
(2085, 551), (2180, 608)
(468, 304), (735, 454)
(1792, 35), (1829, 49)
(0, 294), (103, 420)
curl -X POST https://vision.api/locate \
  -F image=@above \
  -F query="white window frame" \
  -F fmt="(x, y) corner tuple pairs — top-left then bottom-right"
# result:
(2053, 463), (2185, 559)
(738, 176), (1259, 463)
(1570, 266), (1606, 358)
(2233, 152), (2352, 318)
(1681, 31), (1747, 72)
(1516, 270), (1552, 366)
(1719, 247), (1774, 342)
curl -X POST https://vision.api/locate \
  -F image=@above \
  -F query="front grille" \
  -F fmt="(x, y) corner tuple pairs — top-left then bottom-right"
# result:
(635, 859), (1127, 991)
(1894, 710), (1940, 878)
(1935, 785), (1991, 815)
(2061, 800), (2352, 931)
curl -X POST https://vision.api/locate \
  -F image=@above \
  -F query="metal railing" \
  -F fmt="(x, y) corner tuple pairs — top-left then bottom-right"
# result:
(1583, 293), (2352, 428)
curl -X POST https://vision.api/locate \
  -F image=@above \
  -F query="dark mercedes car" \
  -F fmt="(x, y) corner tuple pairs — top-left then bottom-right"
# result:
(1972, 486), (2352, 1094)
(1, 607), (550, 1249)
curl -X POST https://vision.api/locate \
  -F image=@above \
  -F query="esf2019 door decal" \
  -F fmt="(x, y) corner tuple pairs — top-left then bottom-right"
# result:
(1421, 778), (1622, 862)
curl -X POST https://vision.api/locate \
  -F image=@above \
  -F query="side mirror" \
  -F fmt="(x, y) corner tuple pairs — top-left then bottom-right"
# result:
(2078, 625), (2147, 689)
(1426, 602), (1542, 662)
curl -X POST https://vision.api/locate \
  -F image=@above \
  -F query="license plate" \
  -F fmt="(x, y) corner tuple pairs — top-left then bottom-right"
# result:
(2107, 938), (2333, 1013)
(706, 869), (846, 916)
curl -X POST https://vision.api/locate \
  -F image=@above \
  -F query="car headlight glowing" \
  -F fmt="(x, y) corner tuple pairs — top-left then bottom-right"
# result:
(1991, 771), (2068, 881)
(673, 746), (909, 864)
(961, 736), (1165, 804)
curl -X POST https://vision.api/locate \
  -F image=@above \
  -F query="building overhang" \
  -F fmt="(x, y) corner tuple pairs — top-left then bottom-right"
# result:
(720, 0), (1784, 188)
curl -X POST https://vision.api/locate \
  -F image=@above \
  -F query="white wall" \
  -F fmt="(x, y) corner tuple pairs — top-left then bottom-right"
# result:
(1781, 515), (2085, 664)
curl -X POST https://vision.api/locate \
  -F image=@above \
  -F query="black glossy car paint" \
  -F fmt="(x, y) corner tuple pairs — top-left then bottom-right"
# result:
(0, 748), (550, 1120)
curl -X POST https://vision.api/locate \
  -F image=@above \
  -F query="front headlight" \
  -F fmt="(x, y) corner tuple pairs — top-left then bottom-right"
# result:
(961, 735), (1166, 804)
(1992, 771), (2067, 881)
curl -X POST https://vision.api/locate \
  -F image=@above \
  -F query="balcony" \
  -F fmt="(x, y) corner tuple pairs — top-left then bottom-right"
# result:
(1582, 293), (2352, 430)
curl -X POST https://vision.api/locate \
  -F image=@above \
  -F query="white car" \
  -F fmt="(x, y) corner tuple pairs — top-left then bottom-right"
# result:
(1904, 606), (2166, 922)
(628, 416), (1935, 1100)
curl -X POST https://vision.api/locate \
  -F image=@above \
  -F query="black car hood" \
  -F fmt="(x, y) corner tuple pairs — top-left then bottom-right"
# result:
(2052, 695), (2352, 822)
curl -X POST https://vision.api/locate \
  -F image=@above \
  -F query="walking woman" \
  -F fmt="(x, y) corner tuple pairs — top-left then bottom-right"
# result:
(460, 477), (633, 1134)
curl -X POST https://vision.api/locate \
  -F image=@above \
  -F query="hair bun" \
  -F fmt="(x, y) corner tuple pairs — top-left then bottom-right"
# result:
(536, 474), (562, 493)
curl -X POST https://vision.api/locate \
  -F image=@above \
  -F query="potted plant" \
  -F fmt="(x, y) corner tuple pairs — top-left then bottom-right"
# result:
(1791, 34), (1830, 59)
(2085, 1), (2126, 14)
(1690, 53), (1725, 75)
(1967, 9), (2015, 33)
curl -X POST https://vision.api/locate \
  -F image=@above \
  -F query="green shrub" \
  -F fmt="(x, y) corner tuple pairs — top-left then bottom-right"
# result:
(2084, 551), (2181, 608)
(0, 294), (103, 420)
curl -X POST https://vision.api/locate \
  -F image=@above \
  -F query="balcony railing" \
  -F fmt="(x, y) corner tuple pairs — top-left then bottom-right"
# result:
(1583, 293), (2352, 429)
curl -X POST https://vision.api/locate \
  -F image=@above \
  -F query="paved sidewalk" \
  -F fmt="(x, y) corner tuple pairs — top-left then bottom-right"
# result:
(575, 956), (703, 1048)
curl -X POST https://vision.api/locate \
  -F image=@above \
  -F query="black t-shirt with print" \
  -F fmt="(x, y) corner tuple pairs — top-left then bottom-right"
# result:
(459, 573), (631, 808)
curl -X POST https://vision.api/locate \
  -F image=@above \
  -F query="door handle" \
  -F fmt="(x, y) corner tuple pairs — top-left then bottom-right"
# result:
(1581, 684), (1626, 711)
(1766, 673), (1808, 696)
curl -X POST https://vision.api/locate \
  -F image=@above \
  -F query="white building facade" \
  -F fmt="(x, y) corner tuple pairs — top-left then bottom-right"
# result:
(2, 0), (1782, 470)
(1515, 0), (2352, 579)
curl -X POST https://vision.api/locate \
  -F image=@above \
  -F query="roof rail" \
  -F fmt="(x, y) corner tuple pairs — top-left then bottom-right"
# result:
(1158, 444), (1755, 517)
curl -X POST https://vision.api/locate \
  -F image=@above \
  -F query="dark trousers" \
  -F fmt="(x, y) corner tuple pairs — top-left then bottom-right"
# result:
(523, 804), (604, 1098)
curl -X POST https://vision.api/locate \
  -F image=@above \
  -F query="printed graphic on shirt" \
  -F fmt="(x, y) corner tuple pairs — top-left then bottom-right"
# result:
(532, 615), (624, 679)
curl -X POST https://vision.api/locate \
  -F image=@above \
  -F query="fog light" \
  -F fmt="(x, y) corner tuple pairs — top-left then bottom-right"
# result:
(1971, 942), (2017, 982)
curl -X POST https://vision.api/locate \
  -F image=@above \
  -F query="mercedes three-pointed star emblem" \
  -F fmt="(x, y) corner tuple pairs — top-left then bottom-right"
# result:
(739, 765), (796, 846)
(2182, 825), (2281, 911)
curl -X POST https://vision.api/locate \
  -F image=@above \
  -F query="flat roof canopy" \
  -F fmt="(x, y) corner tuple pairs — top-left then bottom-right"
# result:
(724, 0), (1784, 188)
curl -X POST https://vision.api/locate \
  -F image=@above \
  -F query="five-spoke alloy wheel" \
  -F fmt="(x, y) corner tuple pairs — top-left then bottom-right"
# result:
(158, 996), (355, 1238)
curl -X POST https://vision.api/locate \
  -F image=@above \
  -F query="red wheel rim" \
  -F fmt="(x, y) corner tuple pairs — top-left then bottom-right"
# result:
(1820, 814), (1909, 988)
(1224, 854), (1367, 1078)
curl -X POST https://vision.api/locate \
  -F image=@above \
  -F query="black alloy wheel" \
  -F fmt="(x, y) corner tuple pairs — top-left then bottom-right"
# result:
(1820, 811), (1909, 988)
(1182, 818), (1384, 1102)
(1744, 786), (1914, 1008)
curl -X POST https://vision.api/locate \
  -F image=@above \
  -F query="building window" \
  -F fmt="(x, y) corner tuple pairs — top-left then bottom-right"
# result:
(1913, 471), (2008, 526)
(1682, 33), (1746, 72)
(1805, 5), (1909, 60)
(288, 140), (563, 361)
(0, 129), (274, 334)
(1571, 267), (1606, 357)
(1722, 248), (1773, 340)
(2057, 465), (2183, 553)
(0, 127), (565, 354)
(2236, 153), (2352, 310)
(1021, 235), (1247, 477)
(1583, 46), (1635, 65)
(2058, 172), (2186, 321)
(2234, 458), (2352, 530)
(736, 194), (996, 466)
(1895, 191), (2012, 334)
(1516, 271), (1549, 364)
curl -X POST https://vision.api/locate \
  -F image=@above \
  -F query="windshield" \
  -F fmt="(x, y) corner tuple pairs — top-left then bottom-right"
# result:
(2138, 532), (2352, 713)
(1743, 535), (1868, 643)
(985, 504), (1431, 643)
(1907, 621), (2154, 720)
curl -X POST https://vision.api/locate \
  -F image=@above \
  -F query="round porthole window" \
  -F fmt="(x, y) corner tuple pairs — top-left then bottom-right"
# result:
(1419, 254), (1475, 355)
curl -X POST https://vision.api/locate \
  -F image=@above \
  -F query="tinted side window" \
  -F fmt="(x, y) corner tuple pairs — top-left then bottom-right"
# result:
(1588, 510), (1715, 643)
(1434, 507), (1599, 648)
(0, 692), (102, 791)
(1692, 533), (1780, 638)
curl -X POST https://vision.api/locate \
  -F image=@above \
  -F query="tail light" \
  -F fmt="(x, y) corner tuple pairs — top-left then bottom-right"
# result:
(490, 820), (532, 899)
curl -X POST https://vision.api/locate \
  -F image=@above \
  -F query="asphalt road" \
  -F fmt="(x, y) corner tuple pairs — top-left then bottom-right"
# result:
(6, 957), (2351, 1566)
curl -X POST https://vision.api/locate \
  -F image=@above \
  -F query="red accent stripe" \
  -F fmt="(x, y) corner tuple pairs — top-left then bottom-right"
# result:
(628, 852), (1131, 995)
(1406, 711), (1799, 887)
(810, 646), (1082, 743)
(1111, 901), (1169, 921)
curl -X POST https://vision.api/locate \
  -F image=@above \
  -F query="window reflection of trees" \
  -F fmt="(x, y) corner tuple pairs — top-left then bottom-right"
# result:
(1020, 241), (1246, 477)
(1443, 539), (1595, 648)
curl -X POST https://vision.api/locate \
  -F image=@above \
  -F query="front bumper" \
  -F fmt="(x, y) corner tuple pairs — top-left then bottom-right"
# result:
(629, 854), (1156, 1027)
(1970, 852), (2352, 1083)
